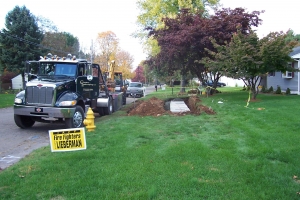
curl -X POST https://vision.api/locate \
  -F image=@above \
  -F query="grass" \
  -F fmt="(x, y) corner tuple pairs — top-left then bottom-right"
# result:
(0, 93), (15, 108)
(1, 87), (300, 199)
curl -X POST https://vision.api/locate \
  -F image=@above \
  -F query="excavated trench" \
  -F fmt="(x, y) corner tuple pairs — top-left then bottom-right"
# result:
(126, 96), (215, 116)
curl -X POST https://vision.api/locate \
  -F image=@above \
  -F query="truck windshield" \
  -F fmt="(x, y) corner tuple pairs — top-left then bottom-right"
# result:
(39, 63), (77, 77)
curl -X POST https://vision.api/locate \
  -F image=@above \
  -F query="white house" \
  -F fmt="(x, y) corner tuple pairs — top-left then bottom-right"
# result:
(219, 77), (244, 87)
(266, 46), (300, 94)
(11, 74), (23, 89)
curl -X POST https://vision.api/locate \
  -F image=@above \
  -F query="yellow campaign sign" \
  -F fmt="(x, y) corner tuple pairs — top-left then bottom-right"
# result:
(49, 128), (86, 152)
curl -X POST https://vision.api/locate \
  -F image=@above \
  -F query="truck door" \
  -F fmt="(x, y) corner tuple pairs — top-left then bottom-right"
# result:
(76, 64), (99, 99)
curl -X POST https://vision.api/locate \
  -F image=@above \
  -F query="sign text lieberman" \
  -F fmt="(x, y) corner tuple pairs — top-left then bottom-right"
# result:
(49, 128), (86, 152)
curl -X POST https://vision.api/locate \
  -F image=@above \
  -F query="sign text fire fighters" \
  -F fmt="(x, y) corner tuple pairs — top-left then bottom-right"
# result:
(49, 128), (86, 152)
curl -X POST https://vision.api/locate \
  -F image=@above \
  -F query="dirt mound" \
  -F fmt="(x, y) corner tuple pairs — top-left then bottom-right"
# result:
(128, 97), (166, 116)
(127, 96), (215, 116)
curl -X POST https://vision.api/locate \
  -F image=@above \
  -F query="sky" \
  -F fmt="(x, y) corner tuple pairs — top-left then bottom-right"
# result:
(0, 0), (146, 68)
(1, 0), (300, 68)
(220, 0), (300, 38)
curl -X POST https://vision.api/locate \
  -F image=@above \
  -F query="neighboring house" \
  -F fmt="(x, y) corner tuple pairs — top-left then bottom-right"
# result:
(192, 77), (244, 87)
(11, 74), (23, 90)
(219, 77), (244, 87)
(267, 46), (300, 94)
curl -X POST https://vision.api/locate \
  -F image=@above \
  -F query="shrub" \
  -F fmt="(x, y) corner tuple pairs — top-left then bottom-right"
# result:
(268, 86), (274, 93)
(1, 71), (17, 83)
(275, 86), (282, 94)
(188, 89), (198, 94)
(261, 85), (266, 93)
(286, 88), (291, 95)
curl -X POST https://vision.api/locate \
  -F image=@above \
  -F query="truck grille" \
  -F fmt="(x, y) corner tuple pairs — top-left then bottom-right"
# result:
(26, 86), (54, 105)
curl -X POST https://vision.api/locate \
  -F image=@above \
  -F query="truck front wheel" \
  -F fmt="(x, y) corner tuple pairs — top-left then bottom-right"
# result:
(65, 106), (84, 128)
(14, 114), (35, 129)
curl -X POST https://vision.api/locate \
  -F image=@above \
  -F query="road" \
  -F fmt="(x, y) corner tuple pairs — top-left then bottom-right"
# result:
(0, 85), (156, 170)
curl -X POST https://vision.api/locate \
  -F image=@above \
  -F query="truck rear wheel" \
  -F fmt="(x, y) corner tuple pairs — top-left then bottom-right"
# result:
(97, 107), (104, 116)
(14, 114), (35, 129)
(65, 106), (84, 128)
(103, 97), (113, 115)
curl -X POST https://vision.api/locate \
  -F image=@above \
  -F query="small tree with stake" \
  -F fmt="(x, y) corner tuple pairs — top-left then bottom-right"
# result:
(201, 27), (295, 100)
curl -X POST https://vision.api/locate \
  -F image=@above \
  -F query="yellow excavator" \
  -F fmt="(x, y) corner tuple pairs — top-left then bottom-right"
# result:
(105, 60), (127, 105)
(106, 60), (117, 92)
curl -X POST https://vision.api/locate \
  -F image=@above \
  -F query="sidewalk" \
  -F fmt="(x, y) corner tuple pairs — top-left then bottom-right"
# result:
(170, 99), (190, 113)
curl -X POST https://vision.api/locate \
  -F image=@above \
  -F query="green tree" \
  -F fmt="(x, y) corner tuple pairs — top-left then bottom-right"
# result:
(0, 6), (43, 88)
(35, 15), (79, 57)
(285, 29), (300, 47)
(0, 6), (43, 77)
(201, 28), (295, 99)
(41, 32), (79, 56)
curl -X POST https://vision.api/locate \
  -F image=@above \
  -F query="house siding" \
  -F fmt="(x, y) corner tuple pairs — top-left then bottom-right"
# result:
(266, 46), (300, 94)
(260, 77), (267, 87)
(267, 61), (299, 93)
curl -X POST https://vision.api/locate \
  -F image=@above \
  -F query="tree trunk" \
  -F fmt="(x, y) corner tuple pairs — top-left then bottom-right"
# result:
(180, 74), (186, 93)
(251, 86), (258, 100)
(250, 76), (261, 100)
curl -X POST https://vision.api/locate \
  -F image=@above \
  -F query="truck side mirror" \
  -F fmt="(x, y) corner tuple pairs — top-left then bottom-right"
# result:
(87, 64), (93, 81)
(25, 61), (38, 81)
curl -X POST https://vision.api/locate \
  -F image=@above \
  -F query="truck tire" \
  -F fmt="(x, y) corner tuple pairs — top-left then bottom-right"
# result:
(97, 107), (104, 116)
(65, 105), (84, 128)
(14, 114), (35, 129)
(103, 96), (113, 115)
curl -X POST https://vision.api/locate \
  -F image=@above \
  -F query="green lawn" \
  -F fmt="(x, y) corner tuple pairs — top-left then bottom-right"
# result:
(0, 94), (15, 108)
(1, 87), (300, 199)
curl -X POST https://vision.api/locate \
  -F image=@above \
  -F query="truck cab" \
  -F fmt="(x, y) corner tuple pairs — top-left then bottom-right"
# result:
(14, 53), (123, 129)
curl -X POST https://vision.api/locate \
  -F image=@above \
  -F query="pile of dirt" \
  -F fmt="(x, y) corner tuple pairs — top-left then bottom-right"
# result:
(127, 96), (215, 116)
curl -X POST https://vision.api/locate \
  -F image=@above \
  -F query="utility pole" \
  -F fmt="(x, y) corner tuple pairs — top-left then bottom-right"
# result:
(137, 66), (140, 82)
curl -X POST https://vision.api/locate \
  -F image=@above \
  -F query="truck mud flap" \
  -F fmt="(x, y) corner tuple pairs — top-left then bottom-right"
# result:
(111, 93), (123, 112)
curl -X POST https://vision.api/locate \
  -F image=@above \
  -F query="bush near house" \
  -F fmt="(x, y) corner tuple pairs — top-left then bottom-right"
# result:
(0, 83), (12, 90)
(275, 86), (282, 94)
(261, 85), (267, 93)
(268, 86), (274, 93)
(0, 71), (16, 90)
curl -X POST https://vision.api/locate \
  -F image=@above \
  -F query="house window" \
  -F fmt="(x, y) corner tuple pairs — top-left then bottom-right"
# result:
(282, 71), (293, 78)
(282, 63), (293, 78)
(269, 72), (275, 77)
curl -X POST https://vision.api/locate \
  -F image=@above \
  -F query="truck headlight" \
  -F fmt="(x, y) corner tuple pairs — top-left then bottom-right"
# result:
(58, 100), (77, 106)
(14, 90), (25, 104)
(14, 98), (23, 104)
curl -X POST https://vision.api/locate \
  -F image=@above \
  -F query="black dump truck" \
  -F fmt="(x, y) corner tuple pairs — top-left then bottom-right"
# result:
(13, 53), (126, 129)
